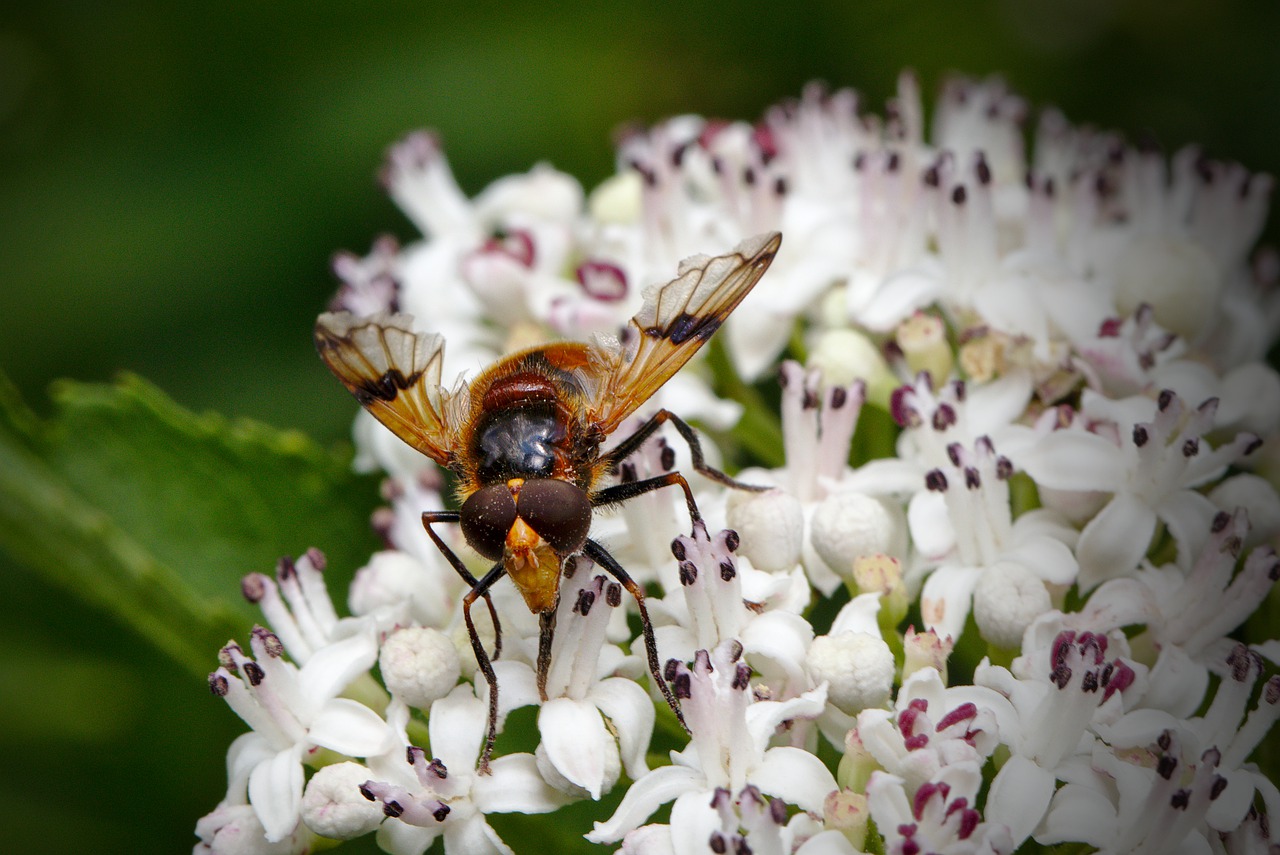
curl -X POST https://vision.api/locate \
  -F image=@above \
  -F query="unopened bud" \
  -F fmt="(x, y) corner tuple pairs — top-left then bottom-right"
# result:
(805, 632), (895, 715)
(726, 489), (805, 571)
(896, 312), (953, 384)
(301, 762), (385, 840)
(808, 327), (896, 408)
(902, 626), (953, 682)
(837, 725), (878, 793)
(810, 493), (902, 583)
(973, 562), (1051, 652)
(380, 626), (461, 709)
(824, 789), (870, 850)
(958, 333), (1005, 384)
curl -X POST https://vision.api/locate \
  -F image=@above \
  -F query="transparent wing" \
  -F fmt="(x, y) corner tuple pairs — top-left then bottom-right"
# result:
(584, 231), (781, 434)
(314, 311), (457, 465)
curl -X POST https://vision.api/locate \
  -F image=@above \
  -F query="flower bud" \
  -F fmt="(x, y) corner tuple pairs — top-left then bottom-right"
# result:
(805, 631), (895, 715)
(726, 488), (805, 571)
(972, 562), (1050, 651)
(837, 725), (878, 793)
(808, 327), (896, 408)
(825, 789), (870, 850)
(810, 492), (902, 583)
(587, 170), (642, 223)
(902, 627), (952, 682)
(380, 626), (461, 709)
(300, 762), (385, 840)
(896, 312), (953, 384)
(1112, 234), (1220, 340)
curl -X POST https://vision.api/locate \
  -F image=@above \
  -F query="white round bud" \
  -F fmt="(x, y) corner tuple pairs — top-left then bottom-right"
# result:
(726, 488), (805, 571)
(587, 170), (642, 224)
(972, 562), (1051, 651)
(1220, 362), (1280, 437)
(300, 762), (384, 841)
(805, 631), (895, 715)
(808, 327), (889, 389)
(1210, 474), (1280, 547)
(379, 626), (461, 709)
(810, 492), (900, 581)
(1111, 234), (1220, 340)
(349, 551), (451, 629)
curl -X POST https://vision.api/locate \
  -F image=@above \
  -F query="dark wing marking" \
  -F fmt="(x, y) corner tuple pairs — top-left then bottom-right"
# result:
(314, 311), (457, 465)
(584, 232), (781, 434)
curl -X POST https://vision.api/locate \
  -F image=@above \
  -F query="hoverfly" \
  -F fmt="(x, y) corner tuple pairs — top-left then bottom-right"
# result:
(315, 231), (781, 770)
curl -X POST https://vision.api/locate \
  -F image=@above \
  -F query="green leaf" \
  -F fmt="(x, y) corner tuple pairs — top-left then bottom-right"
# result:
(0, 370), (382, 677)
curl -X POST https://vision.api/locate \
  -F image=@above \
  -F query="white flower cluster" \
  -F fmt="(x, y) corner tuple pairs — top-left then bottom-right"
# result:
(196, 73), (1280, 854)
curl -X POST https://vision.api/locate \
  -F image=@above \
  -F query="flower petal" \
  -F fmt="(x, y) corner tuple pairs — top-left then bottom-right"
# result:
(1001, 534), (1078, 586)
(669, 789), (723, 855)
(589, 677), (656, 780)
(296, 629), (379, 705)
(984, 753), (1055, 847)
(248, 744), (305, 843)
(1015, 431), (1128, 493)
(753, 746), (837, 812)
(442, 811), (514, 855)
(1075, 492), (1157, 591)
(429, 686), (487, 772)
(308, 698), (394, 757)
(907, 489), (954, 561)
(375, 815), (438, 855)
(587, 765), (704, 844)
(1035, 782), (1115, 846)
(538, 697), (611, 800)
(1155, 488), (1218, 571)
(472, 753), (573, 815)
(919, 562), (980, 644)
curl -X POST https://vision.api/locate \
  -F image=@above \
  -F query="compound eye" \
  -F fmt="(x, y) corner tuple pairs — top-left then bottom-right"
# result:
(517, 479), (592, 556)
(460, 485), (518, 561)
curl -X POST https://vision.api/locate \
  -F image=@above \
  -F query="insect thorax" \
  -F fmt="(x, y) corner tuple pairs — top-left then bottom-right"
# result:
(472, 404), (567, 484)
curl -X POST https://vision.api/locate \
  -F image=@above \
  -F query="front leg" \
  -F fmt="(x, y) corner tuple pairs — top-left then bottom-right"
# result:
(461, 563), (509, 774)
(423, 510), (503, 660)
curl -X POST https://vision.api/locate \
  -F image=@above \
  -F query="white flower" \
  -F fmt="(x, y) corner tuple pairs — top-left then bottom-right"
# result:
(1014, 389), (1261, 590)
(913, 436), (1077, 643)
(653, 523), (813, 703)
(207, 625), (394, 842)
(855, 667), (1005, 794)
(1036, 729), (1232, 854)
(977, 628), (1144, 847)
(524, 562), (655, 800)
(866, 762), (1014, 855)
(358, 689), (571, 855)
(588, 640), (834, 845)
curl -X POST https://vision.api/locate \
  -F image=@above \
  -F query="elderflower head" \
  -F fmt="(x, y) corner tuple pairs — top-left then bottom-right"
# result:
(196, 70), (1280, 854)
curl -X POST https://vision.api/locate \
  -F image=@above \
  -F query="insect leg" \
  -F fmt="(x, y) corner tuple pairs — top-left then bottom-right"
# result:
(592, 471), (704, 528)
(582, 539), (688, 733)
(604, 408), (766, 492)
(462, 561), (507, 775)
(422, 510), (503, 660)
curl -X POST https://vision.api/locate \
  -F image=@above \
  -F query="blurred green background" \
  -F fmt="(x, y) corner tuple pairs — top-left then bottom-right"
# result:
(1, 1), (1277, 852)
